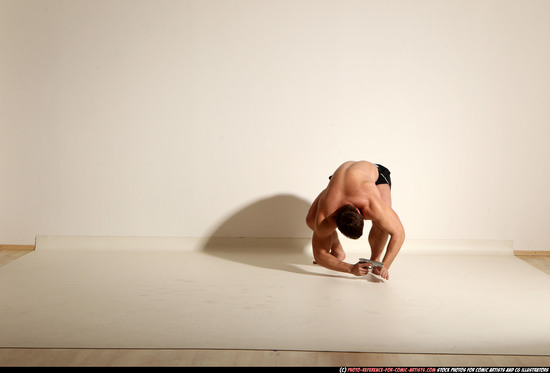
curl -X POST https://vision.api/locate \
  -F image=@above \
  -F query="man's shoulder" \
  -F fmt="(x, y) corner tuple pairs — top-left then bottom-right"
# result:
(358, 193), (385, 220)
(314, 201), (338, 238)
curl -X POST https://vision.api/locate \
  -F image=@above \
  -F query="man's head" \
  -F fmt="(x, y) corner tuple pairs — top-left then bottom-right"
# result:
(336, 204), (364, 239)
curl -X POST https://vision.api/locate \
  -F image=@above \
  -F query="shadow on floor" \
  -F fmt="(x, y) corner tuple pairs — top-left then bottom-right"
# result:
(201, 194), (374, 281)
(201, 194), (313, 276)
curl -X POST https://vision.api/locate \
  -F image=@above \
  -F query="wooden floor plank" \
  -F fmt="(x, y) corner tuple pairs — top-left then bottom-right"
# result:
(1, 348), (550, 367)
(0, 248), (33, 267)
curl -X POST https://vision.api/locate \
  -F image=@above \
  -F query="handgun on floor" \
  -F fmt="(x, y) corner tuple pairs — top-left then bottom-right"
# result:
(358, 258), (383, 268)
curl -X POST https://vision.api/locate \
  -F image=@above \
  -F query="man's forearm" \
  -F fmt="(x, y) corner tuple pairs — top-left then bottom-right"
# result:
(381, 233), (405, 269)
(314, 252), (353, 274)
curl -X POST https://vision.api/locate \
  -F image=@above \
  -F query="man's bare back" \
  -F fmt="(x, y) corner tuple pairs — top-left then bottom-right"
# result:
(306, 161), (405, 280)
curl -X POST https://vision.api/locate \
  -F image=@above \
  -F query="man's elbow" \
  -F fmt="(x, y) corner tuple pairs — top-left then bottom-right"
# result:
(313, 250), (330, 267)
(313, 251), (322, 264)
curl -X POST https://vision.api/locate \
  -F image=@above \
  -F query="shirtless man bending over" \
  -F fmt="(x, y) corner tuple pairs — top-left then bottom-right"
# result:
(306, 161), (405, 280)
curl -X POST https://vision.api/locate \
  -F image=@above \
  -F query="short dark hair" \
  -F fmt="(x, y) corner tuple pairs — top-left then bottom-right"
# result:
(336, 204), (364, 239)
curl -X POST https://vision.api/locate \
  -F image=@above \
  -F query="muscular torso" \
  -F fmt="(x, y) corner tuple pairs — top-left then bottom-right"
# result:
(317, 161), (382, 226)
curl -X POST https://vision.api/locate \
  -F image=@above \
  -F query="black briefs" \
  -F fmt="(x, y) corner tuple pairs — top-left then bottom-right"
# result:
(328, 163), (392, 188)
(374, 163), (392, 188)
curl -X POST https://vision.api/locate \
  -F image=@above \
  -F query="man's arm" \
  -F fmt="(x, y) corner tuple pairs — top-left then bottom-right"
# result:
(370, 200), (406, 278)
(312, 231), (371, 276)
(310, 193), (371, 276)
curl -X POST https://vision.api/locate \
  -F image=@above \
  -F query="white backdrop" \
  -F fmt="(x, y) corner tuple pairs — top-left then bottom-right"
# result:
(2, 0), (550, 250)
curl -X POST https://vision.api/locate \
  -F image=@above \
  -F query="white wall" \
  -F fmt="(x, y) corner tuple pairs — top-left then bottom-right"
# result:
(2, 0), (550, 250)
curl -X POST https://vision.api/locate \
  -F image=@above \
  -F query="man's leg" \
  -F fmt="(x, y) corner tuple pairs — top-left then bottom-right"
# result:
(369, 184), (392, 261)
(307, 189), (346, 263)
(369, 224), (388, 261)
(329, 230), (346, 261)
(312, 230), (345, 264)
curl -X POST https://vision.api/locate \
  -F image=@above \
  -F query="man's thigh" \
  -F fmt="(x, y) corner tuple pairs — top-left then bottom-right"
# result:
(376, 184), (392, 207)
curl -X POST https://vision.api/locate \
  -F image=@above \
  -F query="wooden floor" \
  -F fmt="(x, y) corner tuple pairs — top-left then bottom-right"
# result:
(1, 248), (549, 367)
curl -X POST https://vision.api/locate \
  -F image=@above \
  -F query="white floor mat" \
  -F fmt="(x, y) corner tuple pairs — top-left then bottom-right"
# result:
(1, 238), (549, 355)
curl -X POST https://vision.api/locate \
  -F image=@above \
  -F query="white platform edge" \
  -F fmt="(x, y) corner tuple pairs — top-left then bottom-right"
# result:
(35, 235), (515, 256)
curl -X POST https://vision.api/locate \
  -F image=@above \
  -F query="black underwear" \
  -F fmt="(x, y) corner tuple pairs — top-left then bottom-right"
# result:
(328, 163), (392, 188)
(374, 163), (392, 188)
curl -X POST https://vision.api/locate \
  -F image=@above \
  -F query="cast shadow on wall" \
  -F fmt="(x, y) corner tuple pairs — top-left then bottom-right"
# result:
(201, 194), (317, 276)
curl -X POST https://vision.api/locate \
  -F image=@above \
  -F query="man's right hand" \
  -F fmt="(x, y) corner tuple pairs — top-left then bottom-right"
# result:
(351, 262), (371, 276)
